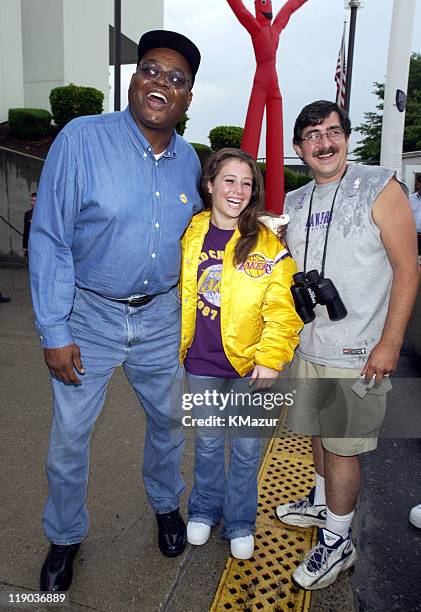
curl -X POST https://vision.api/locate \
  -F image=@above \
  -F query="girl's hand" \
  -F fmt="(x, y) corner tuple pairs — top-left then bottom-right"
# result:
(249, 365), (279, 390)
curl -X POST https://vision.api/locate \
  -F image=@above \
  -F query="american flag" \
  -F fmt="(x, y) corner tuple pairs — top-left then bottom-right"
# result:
(335, 23), (347, 109)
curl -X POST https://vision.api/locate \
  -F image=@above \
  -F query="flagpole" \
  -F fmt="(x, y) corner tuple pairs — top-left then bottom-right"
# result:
(114, 0), (122, 112)
(335, 21), (347, 108)
(344, 0), (363, 114)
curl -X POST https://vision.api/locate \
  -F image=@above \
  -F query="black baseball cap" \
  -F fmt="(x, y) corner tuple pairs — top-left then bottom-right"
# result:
(137, 30), (201, 86)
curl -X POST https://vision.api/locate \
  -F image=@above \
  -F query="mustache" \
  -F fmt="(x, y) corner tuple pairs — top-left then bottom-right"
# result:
(313, 146), (338, 158)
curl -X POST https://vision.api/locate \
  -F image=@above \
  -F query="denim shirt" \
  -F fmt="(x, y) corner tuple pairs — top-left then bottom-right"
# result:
(29, 107), (202, 348)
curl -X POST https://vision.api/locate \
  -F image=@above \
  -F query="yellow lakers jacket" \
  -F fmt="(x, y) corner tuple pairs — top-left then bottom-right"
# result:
(179, 210), (303, 376)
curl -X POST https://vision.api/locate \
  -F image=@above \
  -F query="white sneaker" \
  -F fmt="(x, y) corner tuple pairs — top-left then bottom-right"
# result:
(293, 528), (357, 591)
(276, 487), (326, 528)
(230, 535), (254, 560)
(187, 521), (211, 545)
(409, 504), (421, 528)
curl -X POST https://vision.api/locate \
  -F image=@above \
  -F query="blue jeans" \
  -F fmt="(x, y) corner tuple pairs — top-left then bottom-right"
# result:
(186, 374), (262, 540)
(43, 287), (184, 545)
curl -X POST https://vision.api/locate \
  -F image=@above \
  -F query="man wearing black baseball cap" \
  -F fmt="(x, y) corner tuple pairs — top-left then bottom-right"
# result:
(138, 29), (201, 86)
(31, 30), (202, 592)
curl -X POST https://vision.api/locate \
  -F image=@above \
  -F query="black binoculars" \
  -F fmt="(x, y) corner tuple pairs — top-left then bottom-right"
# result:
(291, 270), (348, 324)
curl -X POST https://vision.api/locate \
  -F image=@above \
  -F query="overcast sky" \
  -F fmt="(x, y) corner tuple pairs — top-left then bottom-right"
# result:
(111, 0), (421, 158)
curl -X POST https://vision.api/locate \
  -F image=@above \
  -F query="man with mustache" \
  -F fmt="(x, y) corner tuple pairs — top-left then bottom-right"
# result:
(275, 100), (419, 590)
(29, 30), (201, 592)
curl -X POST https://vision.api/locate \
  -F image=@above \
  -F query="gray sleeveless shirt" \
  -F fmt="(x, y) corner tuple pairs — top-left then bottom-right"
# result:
(285, 163), (400, 368)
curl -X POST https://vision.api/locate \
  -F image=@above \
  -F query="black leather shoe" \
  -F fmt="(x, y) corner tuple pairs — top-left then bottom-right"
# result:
(156, 509), (187, 557)
(39, 543), (80, 591)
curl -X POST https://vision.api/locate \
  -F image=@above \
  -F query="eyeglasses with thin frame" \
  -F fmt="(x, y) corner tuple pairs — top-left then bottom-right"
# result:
(137, 62), (191, 91)
(301, 127), (345, 145)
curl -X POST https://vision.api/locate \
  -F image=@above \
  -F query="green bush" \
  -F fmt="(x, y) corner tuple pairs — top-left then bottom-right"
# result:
(8, 108), (52, 140)
(209, 126), (243, 151)
(257, 163), (311, 193)
(294, 170), (312, 189)
(284, 167), (298, 192)
(257, 161), (266, 183)
(49, 83), (104, 129)
(190, 142), (212, 167)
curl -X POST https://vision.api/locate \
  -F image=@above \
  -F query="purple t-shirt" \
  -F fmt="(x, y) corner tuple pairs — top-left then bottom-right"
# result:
(184, 222), (239, 378)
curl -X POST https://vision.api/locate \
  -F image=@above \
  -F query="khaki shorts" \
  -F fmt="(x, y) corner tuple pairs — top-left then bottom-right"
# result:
(287, 355), (391, 456)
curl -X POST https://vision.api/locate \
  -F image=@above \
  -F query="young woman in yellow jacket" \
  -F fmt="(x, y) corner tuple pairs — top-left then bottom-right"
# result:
(180, 148), (302, 559)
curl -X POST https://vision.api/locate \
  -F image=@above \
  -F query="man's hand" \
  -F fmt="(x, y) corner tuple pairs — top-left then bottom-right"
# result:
(277, 222), (288, 246)
(365, 178), (419, 385)
(259, 214), (290, 246)
(44, 343), (85, 384)
(360, 339), (400, 385)
(249, 364), (279, 390)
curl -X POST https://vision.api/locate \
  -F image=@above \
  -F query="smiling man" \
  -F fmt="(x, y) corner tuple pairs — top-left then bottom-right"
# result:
(275, 100), (419, 590)
(29, 30), (202, 592)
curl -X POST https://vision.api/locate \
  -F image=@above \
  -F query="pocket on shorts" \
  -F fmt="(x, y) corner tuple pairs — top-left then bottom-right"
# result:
(367, 376), (393, 396)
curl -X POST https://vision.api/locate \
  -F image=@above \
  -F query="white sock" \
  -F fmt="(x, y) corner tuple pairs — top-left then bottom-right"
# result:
(313, 472), (326, 506)
(325, 507), (354, 539)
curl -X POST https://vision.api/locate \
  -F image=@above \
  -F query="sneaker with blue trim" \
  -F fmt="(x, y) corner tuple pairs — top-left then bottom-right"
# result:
(275, 487), (326, 528)
(293, 527), (357, 590)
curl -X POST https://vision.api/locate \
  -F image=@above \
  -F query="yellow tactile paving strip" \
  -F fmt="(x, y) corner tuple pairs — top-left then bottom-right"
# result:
(211, 422), (317, 612)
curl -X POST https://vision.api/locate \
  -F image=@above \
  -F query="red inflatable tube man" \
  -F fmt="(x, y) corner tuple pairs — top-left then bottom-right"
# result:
(226, 0), (307, 213)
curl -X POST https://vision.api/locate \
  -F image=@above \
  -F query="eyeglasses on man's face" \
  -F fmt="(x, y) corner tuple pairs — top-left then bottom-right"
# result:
(137, 62), (191, 91)
(301, 127), (345, 145)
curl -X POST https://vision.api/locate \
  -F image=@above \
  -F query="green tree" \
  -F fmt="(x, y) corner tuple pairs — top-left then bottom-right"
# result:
(175, 113), (189, 136)
(353, 53), (421, 163)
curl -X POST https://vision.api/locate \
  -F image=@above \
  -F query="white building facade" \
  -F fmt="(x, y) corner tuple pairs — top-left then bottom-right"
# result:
(402, 151), (421, 192)
(0, 0), (163, 122)
(0, 0), (25, 123)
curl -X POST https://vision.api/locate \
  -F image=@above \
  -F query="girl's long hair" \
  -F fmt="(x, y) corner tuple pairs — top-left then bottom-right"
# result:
(200, 148), (265, 266)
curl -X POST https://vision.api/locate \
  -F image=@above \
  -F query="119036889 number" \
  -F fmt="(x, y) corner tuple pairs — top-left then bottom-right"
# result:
(7, 592), (67, 604)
